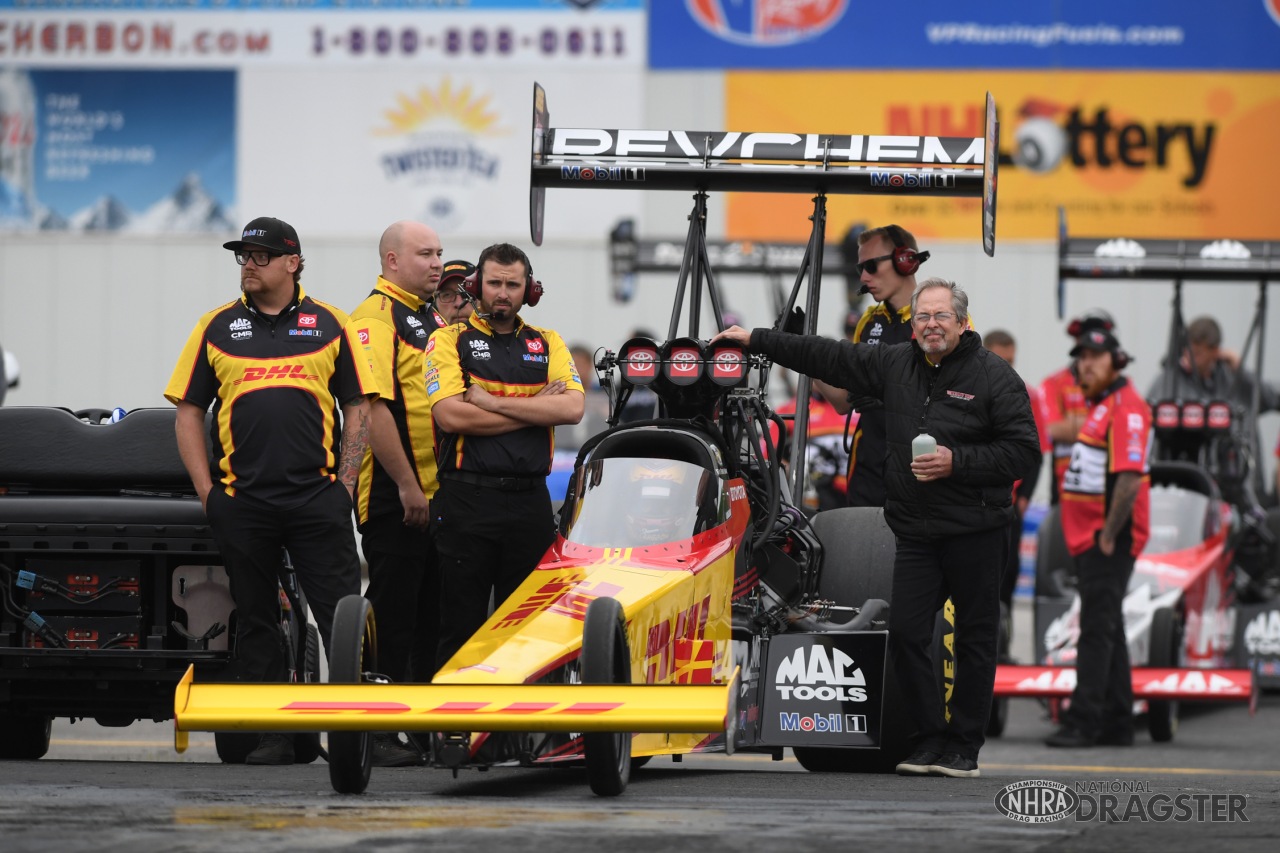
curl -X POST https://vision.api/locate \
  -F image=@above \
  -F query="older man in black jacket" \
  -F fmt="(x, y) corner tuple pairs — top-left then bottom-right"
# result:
(713, 278), (1041, 779)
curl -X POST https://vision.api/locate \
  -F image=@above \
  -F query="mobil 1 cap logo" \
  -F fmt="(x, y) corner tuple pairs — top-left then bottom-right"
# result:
(759, 632), (886, 748)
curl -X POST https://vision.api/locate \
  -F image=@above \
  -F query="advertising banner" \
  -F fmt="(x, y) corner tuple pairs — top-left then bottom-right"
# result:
(0, 68), (234, 232)
(0, 0), (646, 68)
(238, 69), (642, 239)
(725, 71), (1280, 242)
(650, 1), (1280, 71)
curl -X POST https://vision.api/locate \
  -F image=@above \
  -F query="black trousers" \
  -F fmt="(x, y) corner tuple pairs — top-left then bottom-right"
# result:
(1062, 544), (1136, 736)
(888, 525), (1006, 760)
(432, 479), (555, 671)
(205, 481), (362, 682)
(360, 513), (439, 683)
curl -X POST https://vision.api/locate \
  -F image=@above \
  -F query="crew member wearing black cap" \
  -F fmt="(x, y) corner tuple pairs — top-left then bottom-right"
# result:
(432, 259), (477, 327)
(347, 220), (446, 766)
(1046, 327), (1151, 748)
(426, 243), (584, 669)
(1039, 309), (1116, 503)
(166, 216), (378, 765)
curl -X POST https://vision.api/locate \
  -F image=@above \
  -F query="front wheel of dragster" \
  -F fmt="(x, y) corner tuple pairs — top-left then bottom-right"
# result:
(293, 623), (324, 764)
(1147, 607), (1183, 743)
(580, 596), (631, 797)
(328, 595), (377, 794)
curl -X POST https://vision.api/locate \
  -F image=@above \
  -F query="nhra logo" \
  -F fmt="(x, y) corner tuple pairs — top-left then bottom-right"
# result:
(774, 645), (867, 702)
(297, 313), (318, 328)
(778, 712), (867, 734)
(688, 0), (849, 47)
(1244, 610), (1280, 657)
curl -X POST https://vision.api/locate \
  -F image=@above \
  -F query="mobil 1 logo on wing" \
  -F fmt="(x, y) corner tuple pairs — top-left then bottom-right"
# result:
(759, 632), (887, 748)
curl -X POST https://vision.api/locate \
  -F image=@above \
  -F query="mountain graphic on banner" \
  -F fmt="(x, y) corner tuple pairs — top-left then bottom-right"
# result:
(60, 174), (233, 233)
(68, 196), (131, 231)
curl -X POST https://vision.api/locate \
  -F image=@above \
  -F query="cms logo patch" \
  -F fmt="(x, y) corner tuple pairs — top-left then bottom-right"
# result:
(688, 0), (847, 46)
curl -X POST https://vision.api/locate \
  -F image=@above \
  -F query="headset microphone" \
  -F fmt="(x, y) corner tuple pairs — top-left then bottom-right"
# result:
(859, 284), (871, 295)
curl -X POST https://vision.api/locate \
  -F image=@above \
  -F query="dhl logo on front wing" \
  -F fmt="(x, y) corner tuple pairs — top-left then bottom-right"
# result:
(279, 701), (624, 715)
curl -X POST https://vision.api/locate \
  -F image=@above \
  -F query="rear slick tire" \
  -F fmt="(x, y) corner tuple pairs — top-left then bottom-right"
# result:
(328, 595), (377, 794)
(580, 596), (631, 797)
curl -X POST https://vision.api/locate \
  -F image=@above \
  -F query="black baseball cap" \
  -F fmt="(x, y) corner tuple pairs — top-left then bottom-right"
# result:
(1070, 327), (1123, 358)
(223, 216), (302, 255)
(439, 259), (476, 289)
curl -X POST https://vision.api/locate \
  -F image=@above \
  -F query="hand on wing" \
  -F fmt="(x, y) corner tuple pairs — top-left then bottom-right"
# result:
(910, 445), (954, 482)
(709, 325), (752, 347)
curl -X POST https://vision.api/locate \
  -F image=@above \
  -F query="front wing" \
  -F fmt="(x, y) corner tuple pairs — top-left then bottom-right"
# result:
(172, 665), (737, 753)
(993, 665), (1257, 712)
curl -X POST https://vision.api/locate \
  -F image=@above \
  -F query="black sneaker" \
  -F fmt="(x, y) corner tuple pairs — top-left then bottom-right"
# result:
(928, 753), (980, 778)
(244, 733), (295, 765)
(372, 733), (425, 768)
(895, 749), (941, 776)
(1045, 726), (1097, 748)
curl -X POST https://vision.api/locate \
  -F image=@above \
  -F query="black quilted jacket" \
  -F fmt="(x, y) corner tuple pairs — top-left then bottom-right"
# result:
(751, 329), (1041, 541)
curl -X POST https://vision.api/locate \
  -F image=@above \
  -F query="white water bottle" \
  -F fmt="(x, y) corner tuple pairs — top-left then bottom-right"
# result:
(912, 430), (936, 480)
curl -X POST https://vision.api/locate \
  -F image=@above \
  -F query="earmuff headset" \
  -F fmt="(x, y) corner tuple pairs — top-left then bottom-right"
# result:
(884, 223), (930, 277)
(463, 248), (544, 308)
(1111, 348), (1132, 371)
(1066, 309), (1115, 338)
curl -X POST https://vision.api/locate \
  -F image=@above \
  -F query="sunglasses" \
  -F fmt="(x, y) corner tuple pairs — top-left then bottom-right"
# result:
(856, 253), (895, 276)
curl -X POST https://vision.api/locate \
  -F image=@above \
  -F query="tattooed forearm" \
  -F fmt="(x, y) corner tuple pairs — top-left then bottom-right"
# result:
(1102, 471), (1141, 543)
(338, 401), (371, 490)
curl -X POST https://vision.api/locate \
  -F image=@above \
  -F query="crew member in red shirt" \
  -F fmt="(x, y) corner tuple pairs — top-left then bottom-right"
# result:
(1046, 327), (1151, 748)
(1040, 310), (1116, 503)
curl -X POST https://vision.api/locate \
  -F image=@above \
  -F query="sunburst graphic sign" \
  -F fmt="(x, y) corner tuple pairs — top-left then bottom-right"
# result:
(373, 78), (510, 138)
(371, 77), (511, 231)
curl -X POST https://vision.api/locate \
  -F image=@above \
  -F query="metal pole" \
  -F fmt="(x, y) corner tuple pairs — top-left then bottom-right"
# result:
(789, 194), (828, 506)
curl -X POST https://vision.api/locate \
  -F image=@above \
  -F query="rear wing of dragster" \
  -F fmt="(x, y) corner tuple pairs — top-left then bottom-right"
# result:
(530, 81), (1000, 257)
(1056, 207), (1280, 319)
(607, 218), (854, 304)
(531, 81), (997, 504)
(1056, 208), (1279, 403)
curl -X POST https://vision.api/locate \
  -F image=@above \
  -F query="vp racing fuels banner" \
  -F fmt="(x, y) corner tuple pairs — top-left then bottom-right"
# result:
(724, 71), (1280, 242)
(650, 0), (1280, 70)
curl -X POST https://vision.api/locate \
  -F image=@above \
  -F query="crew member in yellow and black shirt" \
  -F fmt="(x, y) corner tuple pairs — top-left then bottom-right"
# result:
(426, 243), (584, 670)
(165, 216), (378, 766)
(349, 221), (444, 693)
(431, 259), (477, 328)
